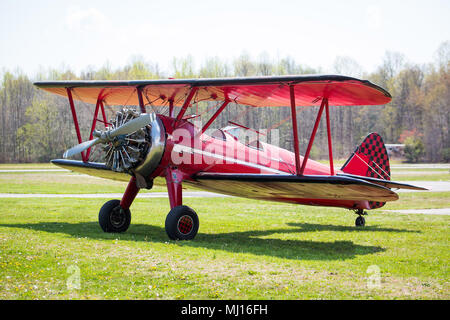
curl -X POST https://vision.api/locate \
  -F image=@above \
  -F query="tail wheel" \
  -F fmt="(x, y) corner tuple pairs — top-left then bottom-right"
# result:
(99, 199), (131, 233)
(165, 205), (199, 240)
(355, 215), (366, 227)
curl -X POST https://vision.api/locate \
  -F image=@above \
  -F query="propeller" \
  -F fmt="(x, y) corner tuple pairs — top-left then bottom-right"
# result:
(63, 139), (100, 159)
(63, 113), (154, 159)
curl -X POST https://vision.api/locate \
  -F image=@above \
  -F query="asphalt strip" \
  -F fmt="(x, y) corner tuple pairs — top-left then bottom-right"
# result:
(0, 181), (448, 198)
(382, 208), (450, 215)
(396, 181), (450, 192)
(0, 191), (229, 198)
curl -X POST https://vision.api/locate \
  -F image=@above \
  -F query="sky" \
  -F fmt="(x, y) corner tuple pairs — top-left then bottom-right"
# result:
(1, 0), (449, 78)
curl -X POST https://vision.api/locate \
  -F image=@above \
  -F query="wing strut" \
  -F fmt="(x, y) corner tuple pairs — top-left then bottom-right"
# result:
(300, 98), (326, 175)
(67, 88), (87, 162)
(176, 87), (199, 123)
(200, 99), (230, 135)
(137, 86), (146, 113)
(324, 98), (335, 175)
(99, 100), (108, 126)
(169, 99), (174, 117)
(66, 88), (112, 162)
(289, 85), (302, 175)
(85, 95), (102, 159)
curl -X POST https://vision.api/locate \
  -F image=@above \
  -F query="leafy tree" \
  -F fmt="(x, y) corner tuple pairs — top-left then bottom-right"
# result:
(442, 148), (450, 162)
(0, 46), (449, 163)
(17, 99), (72, 162)
(233, 52), (256, 77)
(171, 55), (196, 78)
(403, 136), (425, 163)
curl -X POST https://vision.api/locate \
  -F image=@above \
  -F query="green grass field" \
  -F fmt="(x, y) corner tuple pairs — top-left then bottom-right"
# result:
(0, 164), (449, 299)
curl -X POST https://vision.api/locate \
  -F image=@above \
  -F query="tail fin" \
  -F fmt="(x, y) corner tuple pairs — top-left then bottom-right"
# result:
(342, 132), (391, 180)
(341, 133), (391, 209)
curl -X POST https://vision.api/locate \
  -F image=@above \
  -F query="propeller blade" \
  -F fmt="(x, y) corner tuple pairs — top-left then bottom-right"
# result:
(63, 113), (153, 159)
(63, 138), (100, 159)
(108, 113), (153, 138)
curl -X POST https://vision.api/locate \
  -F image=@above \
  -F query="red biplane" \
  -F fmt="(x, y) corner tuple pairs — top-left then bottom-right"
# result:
(34, 75), (426, 240)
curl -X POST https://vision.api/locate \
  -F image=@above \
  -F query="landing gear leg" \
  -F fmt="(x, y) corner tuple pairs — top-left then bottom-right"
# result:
(355, 209), (367, 227)
(164, 167), (199, 240)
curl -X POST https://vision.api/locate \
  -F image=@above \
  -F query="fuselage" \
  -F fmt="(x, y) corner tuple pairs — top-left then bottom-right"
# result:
(153, 115), (339, 180)
(145, 115), (368, 210)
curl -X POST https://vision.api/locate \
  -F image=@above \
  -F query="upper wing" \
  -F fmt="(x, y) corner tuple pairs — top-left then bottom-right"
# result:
(188, 172), (398, 203)
(34, 75), (391, 107)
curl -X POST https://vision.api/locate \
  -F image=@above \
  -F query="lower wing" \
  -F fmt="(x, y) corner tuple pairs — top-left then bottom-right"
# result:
(189, 173), (399, 204)
(51, 159), (130, 182)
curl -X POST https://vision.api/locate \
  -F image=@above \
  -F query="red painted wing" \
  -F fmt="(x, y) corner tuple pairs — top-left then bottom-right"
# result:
(34, 75), (391, 107)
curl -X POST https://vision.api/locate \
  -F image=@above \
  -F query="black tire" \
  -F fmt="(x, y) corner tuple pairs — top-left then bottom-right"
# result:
(98, 199), (131, 233)
(165, 205), (199, 240)
(355, 215), (365, 227)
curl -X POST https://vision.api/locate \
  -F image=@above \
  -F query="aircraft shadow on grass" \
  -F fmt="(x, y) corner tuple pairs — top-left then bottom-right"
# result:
(0, 221), (418, 261)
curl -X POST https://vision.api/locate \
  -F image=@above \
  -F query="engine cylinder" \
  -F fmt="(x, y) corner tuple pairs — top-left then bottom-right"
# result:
(103, 108), (166, 177)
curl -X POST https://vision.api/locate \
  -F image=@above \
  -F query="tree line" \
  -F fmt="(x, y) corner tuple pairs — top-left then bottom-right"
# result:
(0, 42), (448, 163)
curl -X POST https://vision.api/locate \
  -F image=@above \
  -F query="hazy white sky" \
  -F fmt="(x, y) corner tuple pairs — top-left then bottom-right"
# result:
(1, 0), (449, 77)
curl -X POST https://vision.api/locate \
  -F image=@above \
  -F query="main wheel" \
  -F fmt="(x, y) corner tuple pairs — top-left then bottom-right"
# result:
(355, 215), (365, 227)
(98, 199), (131, 233)
(165, 205), (199, 240)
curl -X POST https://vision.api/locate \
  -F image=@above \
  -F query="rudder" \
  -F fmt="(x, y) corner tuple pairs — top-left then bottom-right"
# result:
(341, 132), (391, 209)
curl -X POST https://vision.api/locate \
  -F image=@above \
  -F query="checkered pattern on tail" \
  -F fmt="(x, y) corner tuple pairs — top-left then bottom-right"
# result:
(357, 133), (391, 181)
(342, 132), (391, 209)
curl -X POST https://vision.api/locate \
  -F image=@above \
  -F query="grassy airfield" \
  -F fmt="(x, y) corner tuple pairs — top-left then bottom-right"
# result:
(0, 164), (448, 299)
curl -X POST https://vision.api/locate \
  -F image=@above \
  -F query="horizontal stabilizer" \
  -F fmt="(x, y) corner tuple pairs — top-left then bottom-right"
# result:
(338, 173), (428, 191)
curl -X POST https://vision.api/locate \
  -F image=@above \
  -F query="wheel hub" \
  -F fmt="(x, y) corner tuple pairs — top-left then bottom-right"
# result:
(110, 207), (126, 228)
(177, 215), (194, 235)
